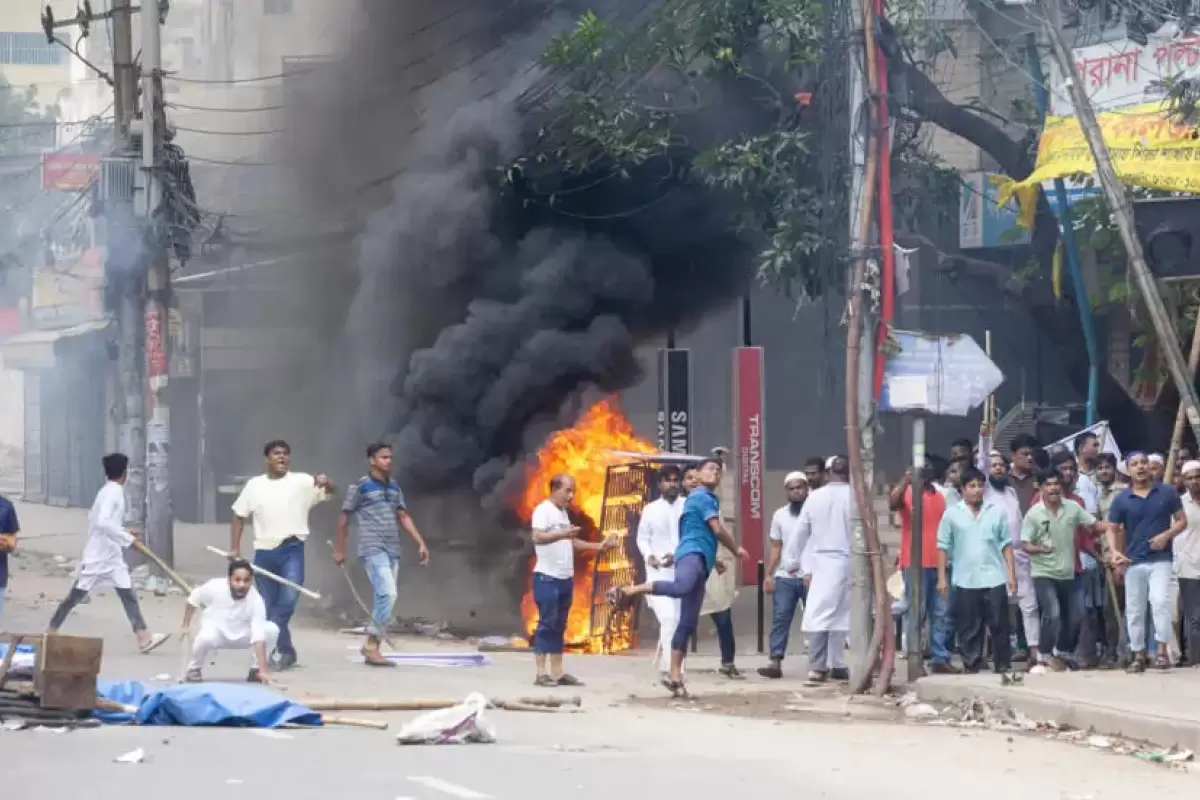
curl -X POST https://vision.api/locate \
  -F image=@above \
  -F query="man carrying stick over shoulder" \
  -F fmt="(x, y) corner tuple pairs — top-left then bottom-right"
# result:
(229, 440), (334, 670)
(181, 558), (276, 684)
(46, 453), (169, 653)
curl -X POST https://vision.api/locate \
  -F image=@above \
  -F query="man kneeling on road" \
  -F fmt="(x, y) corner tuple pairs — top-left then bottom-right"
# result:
(182, 558), (277, 684)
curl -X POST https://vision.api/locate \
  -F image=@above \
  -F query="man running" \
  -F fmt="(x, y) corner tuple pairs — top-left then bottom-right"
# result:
(182, 558), (277, 684)
(608, 458), (747, 695)
(47, 453), (169, 653)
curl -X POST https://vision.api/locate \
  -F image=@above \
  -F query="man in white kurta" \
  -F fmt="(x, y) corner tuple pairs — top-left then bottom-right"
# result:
(46, 453), (168, 653)
(636, 466), (686, 674)
(182, 559), (278, 683)
(782, 456), (853, 681)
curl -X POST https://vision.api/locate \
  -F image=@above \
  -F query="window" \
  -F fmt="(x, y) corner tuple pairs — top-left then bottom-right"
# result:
(263, 0), (294, 13)
(0, 33), (68, 66)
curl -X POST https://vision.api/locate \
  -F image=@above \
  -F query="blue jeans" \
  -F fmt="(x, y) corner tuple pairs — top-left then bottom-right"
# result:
(651, 553), (709, 652)
(254, 538), (305, 657)
(361, 551), (398, 638)
(1125, 560), (1173, 654)
(532, 573), (573, 654)
(710, 609), (735, 664)
(904, 567), (954, 663)
(768, 576), (807, 659)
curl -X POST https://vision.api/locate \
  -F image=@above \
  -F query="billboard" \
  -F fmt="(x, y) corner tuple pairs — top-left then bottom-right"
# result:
(734, 347), (765, 584)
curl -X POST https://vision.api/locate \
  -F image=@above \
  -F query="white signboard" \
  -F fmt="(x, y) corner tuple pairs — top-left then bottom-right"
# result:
(1048, 34), (1200, 116)
(1046, 421), (1123, 463)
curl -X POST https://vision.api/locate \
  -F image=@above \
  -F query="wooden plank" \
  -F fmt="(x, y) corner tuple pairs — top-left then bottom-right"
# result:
(36, 634), (103, 711)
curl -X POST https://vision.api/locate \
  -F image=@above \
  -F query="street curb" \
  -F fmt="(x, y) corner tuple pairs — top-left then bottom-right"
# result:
(913, 678), (1200, 752)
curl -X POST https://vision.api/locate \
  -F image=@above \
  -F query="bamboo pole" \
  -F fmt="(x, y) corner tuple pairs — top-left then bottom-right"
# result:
(1164, 299), (1200, 484)
(205, 546), (321, 600)
(132, 540), (192, 593)
(302, 695), (581, 712)
(321, 715), (389, 730)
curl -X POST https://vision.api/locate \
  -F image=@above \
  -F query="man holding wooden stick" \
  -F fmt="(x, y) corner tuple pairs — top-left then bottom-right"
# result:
(229, 440), (334, 670)
(46, 453), (170, 654)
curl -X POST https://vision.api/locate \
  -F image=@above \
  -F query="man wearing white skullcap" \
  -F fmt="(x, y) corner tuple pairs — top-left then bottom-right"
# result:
(758, 472), (810, 679)
(1177, 461), (1200, 665)
(1149, 453), (1166, 483)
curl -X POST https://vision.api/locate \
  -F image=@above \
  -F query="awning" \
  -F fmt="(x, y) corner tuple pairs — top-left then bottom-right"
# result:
(0, 318), (111, 370)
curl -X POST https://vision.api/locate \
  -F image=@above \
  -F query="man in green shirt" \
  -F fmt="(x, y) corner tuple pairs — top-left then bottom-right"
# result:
(936, 467), (1017, 673)
(1021, 472), (1104, 671)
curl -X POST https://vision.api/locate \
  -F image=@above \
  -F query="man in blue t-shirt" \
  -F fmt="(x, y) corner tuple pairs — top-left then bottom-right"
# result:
(608, 457), (747, 694)
(1107, 451), (1186, 671)
(0, 493), (19, 627)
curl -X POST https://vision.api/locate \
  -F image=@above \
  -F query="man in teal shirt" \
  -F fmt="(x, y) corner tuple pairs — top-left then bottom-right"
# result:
(937, 466), (1017, 673)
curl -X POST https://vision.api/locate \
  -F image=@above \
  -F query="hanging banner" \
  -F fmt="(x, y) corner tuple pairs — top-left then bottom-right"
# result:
(734, 347), (765, 585)
(656, 349), (692, 455)
(1046, 420), (1123, 463)
(998, 102), (1200, 222)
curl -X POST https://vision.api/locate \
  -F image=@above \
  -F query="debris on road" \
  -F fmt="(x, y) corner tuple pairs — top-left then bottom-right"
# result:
(395, 692), (497, 745)
(114, 748), (146, 764)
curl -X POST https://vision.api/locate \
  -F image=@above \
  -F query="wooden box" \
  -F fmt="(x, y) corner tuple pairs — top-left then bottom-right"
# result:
(35, 634), (104, 711)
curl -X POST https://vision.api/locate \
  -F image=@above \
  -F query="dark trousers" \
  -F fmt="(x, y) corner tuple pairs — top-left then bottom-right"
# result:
(253, 538), (305, 657)
(48, 586), (147, 633)
(954, 585), (1011, 672)
(532, 573), (573, 654)
(651, 553), (709, 652)
(1034, 576), (1077, 658)
(1180, 577), (1200, 664)
(710, 608), (735, 664)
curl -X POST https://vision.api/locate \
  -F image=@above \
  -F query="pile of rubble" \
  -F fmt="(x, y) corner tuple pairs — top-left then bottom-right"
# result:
(897, 691), (1196, 771)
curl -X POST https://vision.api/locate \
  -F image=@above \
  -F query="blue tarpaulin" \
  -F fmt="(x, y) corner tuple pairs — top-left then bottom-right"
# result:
(95, 680), (322, 728)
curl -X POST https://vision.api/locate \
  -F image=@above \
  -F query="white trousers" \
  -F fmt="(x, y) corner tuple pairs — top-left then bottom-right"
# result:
(1016, 564), (1040, 649)
(188, 622), (279, 671)
(646, 595), (680, 671)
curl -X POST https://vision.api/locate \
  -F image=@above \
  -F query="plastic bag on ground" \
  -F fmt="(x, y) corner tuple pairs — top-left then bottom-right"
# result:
(395, 692), (497, 745)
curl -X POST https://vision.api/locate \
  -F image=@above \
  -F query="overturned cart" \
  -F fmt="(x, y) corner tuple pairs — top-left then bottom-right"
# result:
(0, 632), (106, 728)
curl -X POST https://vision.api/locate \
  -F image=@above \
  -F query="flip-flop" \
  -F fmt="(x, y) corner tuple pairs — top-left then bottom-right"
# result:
(139, 633), (171, 654)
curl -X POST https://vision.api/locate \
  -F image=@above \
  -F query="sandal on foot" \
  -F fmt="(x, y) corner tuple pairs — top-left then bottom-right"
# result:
(661, 677), (689, 697)
(139, 633), (171, 654)
(184, 668), (203, 683)
(806, 670), (828, 683)
(829, 667), (850, 681)
(534, 674), (557, 687)
(1126, 655), (1147, 673)
(1152, 654), (1172, 670)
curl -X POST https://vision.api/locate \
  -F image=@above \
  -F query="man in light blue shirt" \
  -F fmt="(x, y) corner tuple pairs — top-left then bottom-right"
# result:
(937, 466), (1017, 673)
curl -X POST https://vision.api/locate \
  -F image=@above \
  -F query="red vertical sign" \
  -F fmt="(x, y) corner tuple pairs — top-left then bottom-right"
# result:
(734, 347), (765, 584)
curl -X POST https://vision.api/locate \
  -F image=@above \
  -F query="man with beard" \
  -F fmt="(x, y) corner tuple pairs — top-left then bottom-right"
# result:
(229, 440), (335, 670)
(937, 467), (1017, 673)
(1174, 461), (1200, 665)
(636, 465), (686, 677)
(782, 456), (854, 682)
(1108, 452), (1186, 672)
(1149, 453), (1167, 483)
(804, 457), (827, 490)
(182, 558), (277, 684)
(334, 442), (430, 667)
(608, 458), (748, 695)
(976, 425), (1035, 663)
(888, 458), (952, 672)
(759, 472), (811, 679)
(1094, 452), (1127, 664)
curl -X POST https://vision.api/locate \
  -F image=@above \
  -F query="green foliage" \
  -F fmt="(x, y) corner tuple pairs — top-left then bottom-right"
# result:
(0, 73), (55, 156)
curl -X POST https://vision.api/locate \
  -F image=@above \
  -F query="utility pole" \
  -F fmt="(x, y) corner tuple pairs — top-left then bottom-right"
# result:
(142, 0), (174, 567)
(1039, 0), (1200, 442)
(110, 0), (148, 540)
(846, 0), (874, 690)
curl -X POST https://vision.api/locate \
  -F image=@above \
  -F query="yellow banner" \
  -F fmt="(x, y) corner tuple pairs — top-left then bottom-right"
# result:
(998, 102), (1200, 226)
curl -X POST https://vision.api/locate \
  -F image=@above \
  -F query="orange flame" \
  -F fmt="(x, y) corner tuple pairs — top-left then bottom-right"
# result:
(518, 398), (656, 652)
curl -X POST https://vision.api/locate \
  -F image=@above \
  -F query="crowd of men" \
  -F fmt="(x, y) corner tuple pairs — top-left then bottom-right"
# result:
(890, 426), (1200, 674)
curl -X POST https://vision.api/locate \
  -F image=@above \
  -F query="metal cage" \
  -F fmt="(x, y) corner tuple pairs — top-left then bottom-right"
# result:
(586, 462), (655, 652)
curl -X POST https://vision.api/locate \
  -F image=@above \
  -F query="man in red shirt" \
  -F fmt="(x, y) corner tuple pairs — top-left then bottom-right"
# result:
(889, 459), (954, 673)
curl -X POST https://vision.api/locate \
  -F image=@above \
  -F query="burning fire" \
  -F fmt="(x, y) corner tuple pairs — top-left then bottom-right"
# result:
(517, 398), (656, 653)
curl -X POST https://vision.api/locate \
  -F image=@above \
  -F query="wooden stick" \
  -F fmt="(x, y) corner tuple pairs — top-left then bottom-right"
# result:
(302, 695), (581, 712)
(1165, 304), (1200, 484)
(132, 540), (193, 593)
(95, 697), (139, 715)
(321, 715), (389, 730)
(326, 541), (395, 650)
(205, 546), (321, 600)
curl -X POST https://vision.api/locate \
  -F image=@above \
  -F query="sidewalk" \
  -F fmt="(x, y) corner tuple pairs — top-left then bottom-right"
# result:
(915, 669), (1200, 752)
